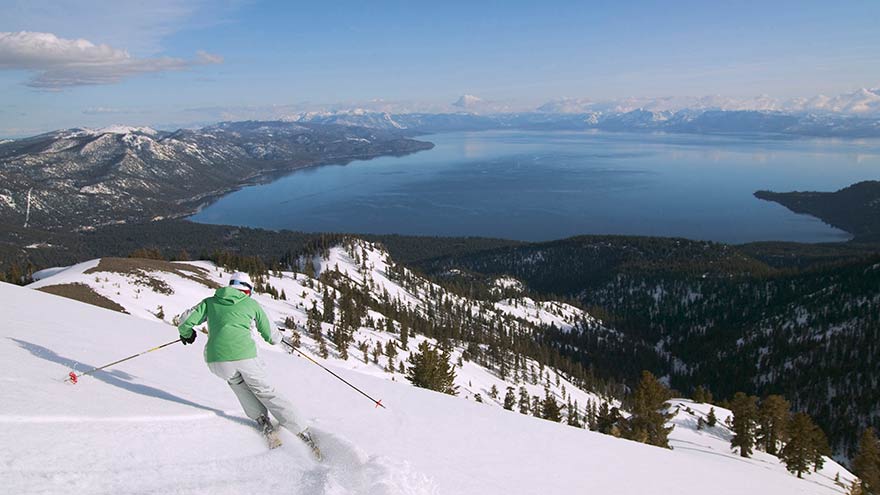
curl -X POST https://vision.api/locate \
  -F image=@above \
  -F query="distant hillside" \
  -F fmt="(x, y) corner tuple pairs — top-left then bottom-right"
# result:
(755, 181), (880, 242)
(0, 121), (432, 231)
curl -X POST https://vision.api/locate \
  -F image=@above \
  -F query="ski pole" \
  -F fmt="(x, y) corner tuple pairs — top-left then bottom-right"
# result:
(65, 338), (183, 384)
(278, 331), (386, 409)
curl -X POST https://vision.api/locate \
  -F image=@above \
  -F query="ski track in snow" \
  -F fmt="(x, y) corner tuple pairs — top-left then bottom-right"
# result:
(0, 408), (436, 495)
(299, 430), (438, 495)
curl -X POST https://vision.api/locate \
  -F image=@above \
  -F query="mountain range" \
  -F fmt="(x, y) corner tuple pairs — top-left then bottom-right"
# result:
(288, 107), (880, 137)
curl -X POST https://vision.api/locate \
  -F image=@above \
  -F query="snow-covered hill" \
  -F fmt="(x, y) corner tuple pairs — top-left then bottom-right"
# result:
(28, 240), (602, 410)
(5, 239), (855, 494)
(0, 121), (431, 231)
(0, 284), (854, 494)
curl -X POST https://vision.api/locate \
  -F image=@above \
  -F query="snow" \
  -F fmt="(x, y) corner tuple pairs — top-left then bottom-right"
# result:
(667, 400), (853, 488)
(493, 276), (524, 292)
(0, 281), (855, 494)
(7, 239), (856, 494)
(24, 243), (56, 250)
(26, 244), (603, 409)
(93, 125), (158, 136)
(0, 193), (15, 209)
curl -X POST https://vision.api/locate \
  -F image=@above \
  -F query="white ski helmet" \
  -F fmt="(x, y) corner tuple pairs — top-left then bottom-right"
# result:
(229, 272), (254, 293)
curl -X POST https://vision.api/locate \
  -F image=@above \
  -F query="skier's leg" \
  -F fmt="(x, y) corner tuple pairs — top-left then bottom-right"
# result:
(208, 361), (268, 421)
(235, 358), (304, 431)
(227, 373), (270, 421)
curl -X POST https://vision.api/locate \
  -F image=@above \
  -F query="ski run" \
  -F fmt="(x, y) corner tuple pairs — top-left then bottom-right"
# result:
(1, 238), (856, 494)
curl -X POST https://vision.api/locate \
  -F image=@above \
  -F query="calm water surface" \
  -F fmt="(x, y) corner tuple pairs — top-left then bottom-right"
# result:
(191, 130), (880, 243)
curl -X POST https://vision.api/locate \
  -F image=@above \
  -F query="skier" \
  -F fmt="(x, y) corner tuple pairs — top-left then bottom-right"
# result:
(178, 272), (319, 455)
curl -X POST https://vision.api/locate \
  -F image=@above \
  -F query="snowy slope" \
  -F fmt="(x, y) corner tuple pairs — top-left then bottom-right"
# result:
(0, 282), (856, 494)
(28, 240), (606, 413)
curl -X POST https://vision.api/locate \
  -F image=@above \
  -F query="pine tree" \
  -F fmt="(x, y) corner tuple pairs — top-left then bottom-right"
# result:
(757, 394), (790, 455)
(853, 428), (880, 494)
(405, 341), (458, 395)
(384, 339), (398, 359)
(594, 404), (623, 437)
(503, 387), (516, 410)
(781, 412), (820, 478)
(811, 424), (831, 473)
(360, 341), (370, 364)
(400, 325), (409, 348)
(586, 400), (598, 430)
(729, 392), (759, 458)
(306, 302), (323, 341)
(372, 343), (381, 364)
(518, 387), (530, 414)
(531, 396), (541, 417)
(567, 400), (582, 427)
(624, 371), (674, 448)
(541, 391), (562, 422)
(706, 407), (718, 427)
(322, 289), (335, 323)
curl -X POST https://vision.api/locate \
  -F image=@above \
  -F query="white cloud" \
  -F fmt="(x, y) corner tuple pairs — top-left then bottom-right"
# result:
(0, 31), (222, 89)
(0, 0), (240, 55)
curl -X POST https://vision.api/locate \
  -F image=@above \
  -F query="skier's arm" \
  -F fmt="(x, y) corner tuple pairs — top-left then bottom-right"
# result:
(253, 302), (280, 344)
(178, 300), (207, 340)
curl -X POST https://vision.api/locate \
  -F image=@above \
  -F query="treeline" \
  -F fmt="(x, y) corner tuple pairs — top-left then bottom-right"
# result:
(584, 255), (880, 457)
(420, 234), (880, 457)
(1, 219), (521, 275)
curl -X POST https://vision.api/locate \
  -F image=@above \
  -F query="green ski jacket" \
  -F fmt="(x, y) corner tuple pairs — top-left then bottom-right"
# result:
(178, 286), (276, 362)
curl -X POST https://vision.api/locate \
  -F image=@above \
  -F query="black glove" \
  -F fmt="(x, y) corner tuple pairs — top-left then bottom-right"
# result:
(181, 331), (197, 345)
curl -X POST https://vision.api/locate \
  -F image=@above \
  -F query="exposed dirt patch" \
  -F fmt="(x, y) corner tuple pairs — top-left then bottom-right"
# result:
(37, 283), (128, 313)
(84, 258), (220, 295)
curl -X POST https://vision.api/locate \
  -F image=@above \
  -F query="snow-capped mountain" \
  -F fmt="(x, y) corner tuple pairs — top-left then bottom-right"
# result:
(280, 108), (880, 137)
(2, 237), (856, 494)
(452, 94), (484, 109)
(0, 121), (432, 231)
(287, 110), (409, 131)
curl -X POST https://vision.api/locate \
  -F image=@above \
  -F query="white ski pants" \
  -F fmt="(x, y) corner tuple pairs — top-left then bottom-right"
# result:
(207, 358), (303, 432)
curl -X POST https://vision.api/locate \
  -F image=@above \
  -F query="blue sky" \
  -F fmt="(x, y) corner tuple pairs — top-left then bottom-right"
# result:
(1, 0), (878, 136)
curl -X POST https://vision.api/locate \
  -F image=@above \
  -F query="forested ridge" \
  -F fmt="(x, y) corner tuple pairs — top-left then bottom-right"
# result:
(414, 235), (880, 456)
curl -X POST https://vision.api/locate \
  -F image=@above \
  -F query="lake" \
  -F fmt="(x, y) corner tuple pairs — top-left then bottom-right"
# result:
(190, 130), (880, 244)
